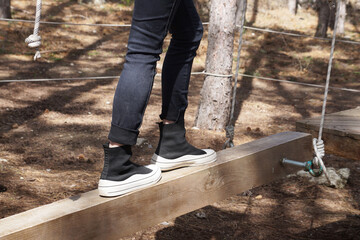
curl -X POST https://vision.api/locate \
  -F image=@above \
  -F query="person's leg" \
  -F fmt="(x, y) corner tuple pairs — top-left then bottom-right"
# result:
(151, 0), (216, 171)
(108, 0), (181, 146)
(160, 0), (203, 121)
(99, 0), (180, 197)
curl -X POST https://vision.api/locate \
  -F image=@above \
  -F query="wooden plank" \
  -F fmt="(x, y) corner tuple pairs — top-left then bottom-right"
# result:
(0, 132), (312, 240)
(296, 107), (360, 160)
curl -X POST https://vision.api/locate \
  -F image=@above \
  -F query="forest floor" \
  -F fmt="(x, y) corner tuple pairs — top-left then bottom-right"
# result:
(0, 1), (360, 239)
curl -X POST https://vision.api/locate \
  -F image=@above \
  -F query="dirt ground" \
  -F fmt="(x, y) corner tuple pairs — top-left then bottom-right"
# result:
(0, 1), (360, 239)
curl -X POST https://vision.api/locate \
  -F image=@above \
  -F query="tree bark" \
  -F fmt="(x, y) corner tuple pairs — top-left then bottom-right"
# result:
(315, 0), (346, 37)
(337, 0), (346, 34)
(315, 0), (331, 37)
(329, 2), (336, 30)
(288, 0), (298, 14)
(195, 0), (237, 130)
(0, 0), (11, 19)
(236, 0), (247, 25)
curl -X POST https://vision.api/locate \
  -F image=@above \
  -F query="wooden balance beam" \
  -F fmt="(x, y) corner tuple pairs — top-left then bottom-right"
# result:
(297, 107), (360, 161)
(0, 132), (312, 240)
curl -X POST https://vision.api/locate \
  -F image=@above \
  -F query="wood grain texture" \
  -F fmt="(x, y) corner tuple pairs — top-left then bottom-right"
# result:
(296, 107), (360, 160)
(0, 132), (312, 240)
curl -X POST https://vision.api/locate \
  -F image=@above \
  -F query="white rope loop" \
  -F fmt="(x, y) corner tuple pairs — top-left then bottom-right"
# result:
(312, 138), (325, 167)
(25, 34), (41, 48)
(312, 138), (332, 184)
(25, 0), (42, 60)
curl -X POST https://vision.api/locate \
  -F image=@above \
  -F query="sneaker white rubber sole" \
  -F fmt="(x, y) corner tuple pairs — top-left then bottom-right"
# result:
(151, 149), (217, 171)
(98, 164), (162, 197)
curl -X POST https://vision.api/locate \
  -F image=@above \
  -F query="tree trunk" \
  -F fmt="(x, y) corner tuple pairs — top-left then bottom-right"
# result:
(337, 0), (346, 34)
(236, 0), (247, 25)
(0, 0), (11, 19)
(317, 0), (346, 37)
(315, 0), (331, 37)
(195, 0), (237, 130)
(329, 2), (336, 30)
(288, 0), (298, 14)
(92, 0), (105, 4)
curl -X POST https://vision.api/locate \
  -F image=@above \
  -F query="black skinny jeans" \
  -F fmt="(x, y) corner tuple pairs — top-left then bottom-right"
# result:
(108, 0), (203, 145)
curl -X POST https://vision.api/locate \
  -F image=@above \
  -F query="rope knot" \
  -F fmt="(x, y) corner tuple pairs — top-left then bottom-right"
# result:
(25, 34), (41, 48)
(312, 138), (325, 168)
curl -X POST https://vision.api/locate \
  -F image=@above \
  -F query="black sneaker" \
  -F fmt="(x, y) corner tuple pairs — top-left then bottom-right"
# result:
(151, 115), (216, 171)
(98, 144), (161, 197)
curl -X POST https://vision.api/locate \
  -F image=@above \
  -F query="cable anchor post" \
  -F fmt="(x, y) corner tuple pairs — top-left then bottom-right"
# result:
(305, 160), (324, 177)
(281, 158), (323, 177)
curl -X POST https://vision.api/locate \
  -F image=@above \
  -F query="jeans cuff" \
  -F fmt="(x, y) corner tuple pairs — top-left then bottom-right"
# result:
(108, 123), (139, 146)
(160, 108), (186, 122)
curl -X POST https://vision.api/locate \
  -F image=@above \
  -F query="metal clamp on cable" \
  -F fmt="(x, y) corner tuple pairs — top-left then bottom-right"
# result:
(223, 125), (235, 149)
